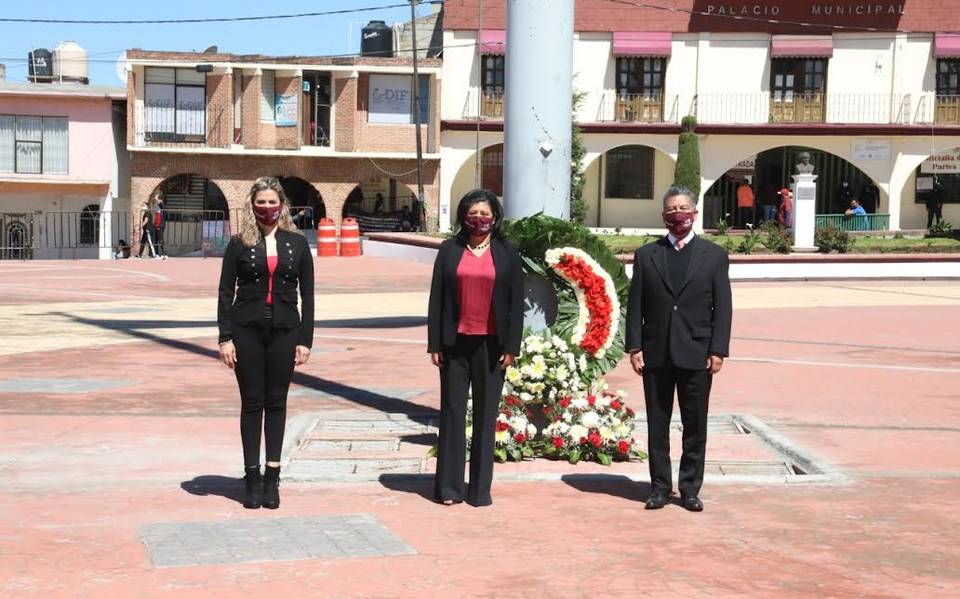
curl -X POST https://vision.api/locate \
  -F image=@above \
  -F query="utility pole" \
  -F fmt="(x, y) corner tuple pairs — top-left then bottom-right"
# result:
(503, 0), (574, 220)
(409, 0), (426, 231)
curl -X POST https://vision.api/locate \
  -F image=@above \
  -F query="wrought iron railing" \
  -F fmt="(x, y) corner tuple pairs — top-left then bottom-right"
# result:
(133, 106), (225, 148)
(693, 93), (912, 125)
(815, 213), (890, 231)
(461, 89), (504, 119)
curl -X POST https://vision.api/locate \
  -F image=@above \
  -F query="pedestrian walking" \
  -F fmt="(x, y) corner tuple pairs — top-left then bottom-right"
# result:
(136, 199), (157, 258)
(217, 176), (315, 510)
(153, 191), (168, 259)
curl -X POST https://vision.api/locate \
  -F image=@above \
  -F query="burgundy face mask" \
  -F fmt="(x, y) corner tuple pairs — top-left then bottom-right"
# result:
(663, 211), (694, 237)
(253, 204), (282, 226)
(463, 215), (494, 236)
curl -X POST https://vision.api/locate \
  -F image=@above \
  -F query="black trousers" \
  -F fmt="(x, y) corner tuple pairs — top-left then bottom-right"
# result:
(642, 366), (713, 497)
(737, 206), (755, 228)
(232, 313), (298, 466)
(154, 226), (165, 256)
(435, 334), (503, 506)
(137, 228), (155, 257)
(927, 206), (943, 228)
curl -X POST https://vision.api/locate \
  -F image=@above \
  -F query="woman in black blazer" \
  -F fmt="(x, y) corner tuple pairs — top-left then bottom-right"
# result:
(428, 189), (523, 507)
(217, 176), (315, 510)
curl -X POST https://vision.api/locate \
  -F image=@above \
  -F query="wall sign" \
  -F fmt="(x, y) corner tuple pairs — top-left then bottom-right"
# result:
(369, 74), (413, 124)
(851, 139), (891, 161)
(920, 149), (960, 174)
(274, 92), (298, 127)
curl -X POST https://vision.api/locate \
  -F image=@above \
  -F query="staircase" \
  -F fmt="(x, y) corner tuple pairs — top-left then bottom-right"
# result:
(284, 411), (438, 482)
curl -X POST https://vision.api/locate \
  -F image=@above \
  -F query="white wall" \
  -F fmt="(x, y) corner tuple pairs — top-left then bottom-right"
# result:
(582, 148), (676, 228)
(441, 30), (479, 121)
(572, 32), (613, 122)
(666, 34), (700, 121)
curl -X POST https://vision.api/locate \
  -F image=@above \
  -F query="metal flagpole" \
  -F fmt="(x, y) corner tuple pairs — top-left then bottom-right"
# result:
(410, 0), (426, 231)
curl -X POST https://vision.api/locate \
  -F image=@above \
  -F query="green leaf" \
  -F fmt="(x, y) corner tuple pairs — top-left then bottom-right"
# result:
(597, 453), (613, 466)
(569, 448), (582, 464)
(425, 445), (438, 459)
(494, 447), (508, 463)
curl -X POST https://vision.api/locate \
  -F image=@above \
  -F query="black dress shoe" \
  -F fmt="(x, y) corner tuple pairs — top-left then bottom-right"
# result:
(680, 495), (703, 512)
(644, 492), (670, 510)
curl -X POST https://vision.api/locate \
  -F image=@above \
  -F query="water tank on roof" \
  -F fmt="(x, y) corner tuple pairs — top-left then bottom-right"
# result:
(54, 41), (89, 84)
(28, 49), (54, 81)
(361, 20), (393, 57)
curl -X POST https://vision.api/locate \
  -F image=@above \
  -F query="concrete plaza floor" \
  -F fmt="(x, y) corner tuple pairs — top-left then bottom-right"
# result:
(0, 256), (958, 597)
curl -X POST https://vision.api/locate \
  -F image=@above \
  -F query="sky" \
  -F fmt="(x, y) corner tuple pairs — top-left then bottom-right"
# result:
(0, 0), (434, 87)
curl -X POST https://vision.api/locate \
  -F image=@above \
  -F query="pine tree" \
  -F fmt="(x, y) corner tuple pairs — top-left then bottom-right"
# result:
(674, 115), (701, 198)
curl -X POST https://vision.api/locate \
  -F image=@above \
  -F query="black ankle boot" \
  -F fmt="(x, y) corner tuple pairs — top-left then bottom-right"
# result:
(243, 466), (262, 509)
(262, 465), (281, 509)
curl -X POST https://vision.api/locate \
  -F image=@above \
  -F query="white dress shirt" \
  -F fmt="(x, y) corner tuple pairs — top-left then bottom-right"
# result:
(666, 230), (695, 251)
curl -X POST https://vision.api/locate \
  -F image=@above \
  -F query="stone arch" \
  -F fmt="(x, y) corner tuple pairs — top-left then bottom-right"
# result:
(277, 176), (325, 230)
(892, 142), (960, 230)
(582, 143), (678, 229)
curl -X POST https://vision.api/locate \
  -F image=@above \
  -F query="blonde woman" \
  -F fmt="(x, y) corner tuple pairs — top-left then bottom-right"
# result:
(217, 177), (315, 509)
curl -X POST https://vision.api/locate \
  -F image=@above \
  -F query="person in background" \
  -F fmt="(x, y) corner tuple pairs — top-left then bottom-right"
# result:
(758, 181), (778, 223)
(115, 239), (130, 259)
(777, 188), (793, 228)
(373, 193), (385, 214)
(837, 181), (854, 214)
(427, 189), (523, 507)
(136, 199), (157, 259)
(153, 191), (168, 260)
(845, 198), (869, 230)
(927, 177), (945, 229)
(736, 178), (755, 229)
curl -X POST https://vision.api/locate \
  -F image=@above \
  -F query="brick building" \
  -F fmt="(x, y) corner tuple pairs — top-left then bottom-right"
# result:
(124, 48), (441, 254)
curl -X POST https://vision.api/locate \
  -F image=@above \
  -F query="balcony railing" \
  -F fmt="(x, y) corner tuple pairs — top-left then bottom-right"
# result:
(133, 106), (225, 148)
(693, 93), (912, 125)
(914, 94), (960, 125)
(461, 89), (504, 119)
(597, 92), (683, 123)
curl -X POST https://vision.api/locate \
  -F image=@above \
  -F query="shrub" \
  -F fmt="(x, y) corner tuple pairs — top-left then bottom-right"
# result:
(674, 116), (701, 199)
(815, 225), (851, 253)
(927, 220), (954, 239)
(738, 224), (762, 254)
(716, 212), (731, 236)
(761, 222), (792, 254)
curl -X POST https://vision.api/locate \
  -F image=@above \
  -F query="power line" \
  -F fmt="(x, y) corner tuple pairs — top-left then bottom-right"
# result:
(0, 2), (440, 25)
(601, 0), (923, 34)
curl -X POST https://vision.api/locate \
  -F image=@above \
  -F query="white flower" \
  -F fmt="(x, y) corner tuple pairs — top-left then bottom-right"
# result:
(595, 394), (610, 408)
(524, 335), (544, 354)
(610, 416), (622, 427)
(571, 397), (589, 409)
(579, 355), (588, 372)
(505, 366), (522, 384)
(529, 355), (547, 379)
(465, 426), (473, 439)
(554, 365), (570, 381)
(581, 411), (600, 429)
(530, 382), (545, 394)
(568, 424), (588, 441)
(563, 412), (573, 423)
(526, 423), (537, 437)
(599, 426), (614, 441)
(519, 392), (533, 403)
(557, 422), (571, 434)
(509, 416), (526, 431)
(495, 430), (510, 444)
(497, 413), (508, 423)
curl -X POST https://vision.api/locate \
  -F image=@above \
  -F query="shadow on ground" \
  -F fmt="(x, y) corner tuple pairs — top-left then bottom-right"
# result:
(181, 475), (246, 505)
(561, 474), (652, 503)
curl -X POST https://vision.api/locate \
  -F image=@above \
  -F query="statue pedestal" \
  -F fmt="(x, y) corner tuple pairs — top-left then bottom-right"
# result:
(791, 173), (819, 252)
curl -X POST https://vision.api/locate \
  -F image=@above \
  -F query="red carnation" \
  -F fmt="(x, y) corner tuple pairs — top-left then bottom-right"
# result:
(618, 440), (630, 454)
(587, 395), (596, 406)
(588, 431), (603, 448)
(514, 433), (526, 444)
(552, 436), (564, 449)
(559, 397), (571, 409)
(610, 399), (622, 410)
(495, 421), (510, 432)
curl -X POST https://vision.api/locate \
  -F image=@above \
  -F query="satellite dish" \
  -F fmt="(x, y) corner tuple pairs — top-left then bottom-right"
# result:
(114, 51), (129, 84)
(203, 46), (218, 54)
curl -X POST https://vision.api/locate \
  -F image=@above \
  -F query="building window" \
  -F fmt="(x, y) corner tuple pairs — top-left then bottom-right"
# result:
(480, 55), (505, 118)
(770, 58), (826, 122)
(614, 57), (666, 122)
(936, 59), (960, 124)
(481, 144), (504, 197)
(260, 70), (275, 122)
(80, 204), (100, 246)
(605, 145), (654, 199)
(144, 67), (206, 142)
(367, 74), (431, 124)
(0, 115), (69, 174)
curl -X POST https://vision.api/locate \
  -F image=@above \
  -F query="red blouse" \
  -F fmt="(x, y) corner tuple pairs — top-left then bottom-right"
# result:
(456, 248), (497, 336)
(266, 255), (279, 305)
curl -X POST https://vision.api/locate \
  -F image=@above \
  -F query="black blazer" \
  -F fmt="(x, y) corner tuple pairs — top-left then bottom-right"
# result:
(217, 229), (315, 348)
(625, 236), (732, 370)
(427, 236), (524, 355)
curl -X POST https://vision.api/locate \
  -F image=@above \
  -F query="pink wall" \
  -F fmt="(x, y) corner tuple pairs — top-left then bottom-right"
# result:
(0, 95), (116, 182)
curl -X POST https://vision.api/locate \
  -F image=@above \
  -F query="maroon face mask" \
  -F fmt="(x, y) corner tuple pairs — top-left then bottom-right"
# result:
(663, 211), (694, 237)
(253, 204), (282, 226)
(463, 215), (494, 236)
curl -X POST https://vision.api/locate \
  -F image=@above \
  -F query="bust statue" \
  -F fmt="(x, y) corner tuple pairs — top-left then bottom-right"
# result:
(794, 151), (816, 175)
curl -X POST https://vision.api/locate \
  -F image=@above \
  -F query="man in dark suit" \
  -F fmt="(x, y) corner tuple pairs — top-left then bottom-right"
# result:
(626, 186), (732, 512)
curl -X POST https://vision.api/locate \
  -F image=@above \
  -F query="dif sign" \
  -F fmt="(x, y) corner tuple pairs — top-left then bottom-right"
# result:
(369, 74), (414, 124)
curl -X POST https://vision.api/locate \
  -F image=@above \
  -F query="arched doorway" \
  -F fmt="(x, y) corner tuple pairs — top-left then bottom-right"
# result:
(446, 143), (506, 228)
(147, 174), (229, 255)
(278, 176), (325, 230)
(1, 216), (31, 260)
(703, 146), (882, 229)
(342, 179), (419, 232)
(79, 204), (100, 246)
(902, 147), (960, 230)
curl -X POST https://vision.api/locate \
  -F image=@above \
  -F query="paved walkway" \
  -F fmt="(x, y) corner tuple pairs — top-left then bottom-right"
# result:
(1, 257), (958, 597)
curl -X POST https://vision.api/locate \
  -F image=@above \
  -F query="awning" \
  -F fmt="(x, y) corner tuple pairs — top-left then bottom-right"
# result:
(934, 33), (960, 58)
(771, 35), (834, 58)
(478, 30), (506, 54)
(612, 32), (672, 57)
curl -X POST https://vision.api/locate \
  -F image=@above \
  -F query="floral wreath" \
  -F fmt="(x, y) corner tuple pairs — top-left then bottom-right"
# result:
(545, 248), (620, 359)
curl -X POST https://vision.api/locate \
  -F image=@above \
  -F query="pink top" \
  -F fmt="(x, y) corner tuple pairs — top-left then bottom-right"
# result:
(266, 255), (279, 305)
(457, 249), (497, 336)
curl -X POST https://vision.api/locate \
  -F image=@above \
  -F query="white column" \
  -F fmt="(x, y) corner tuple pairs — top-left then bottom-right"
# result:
(98, 193), (114, 260)
(503, 0), (574, 220)
(792, 174), (818, 252)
